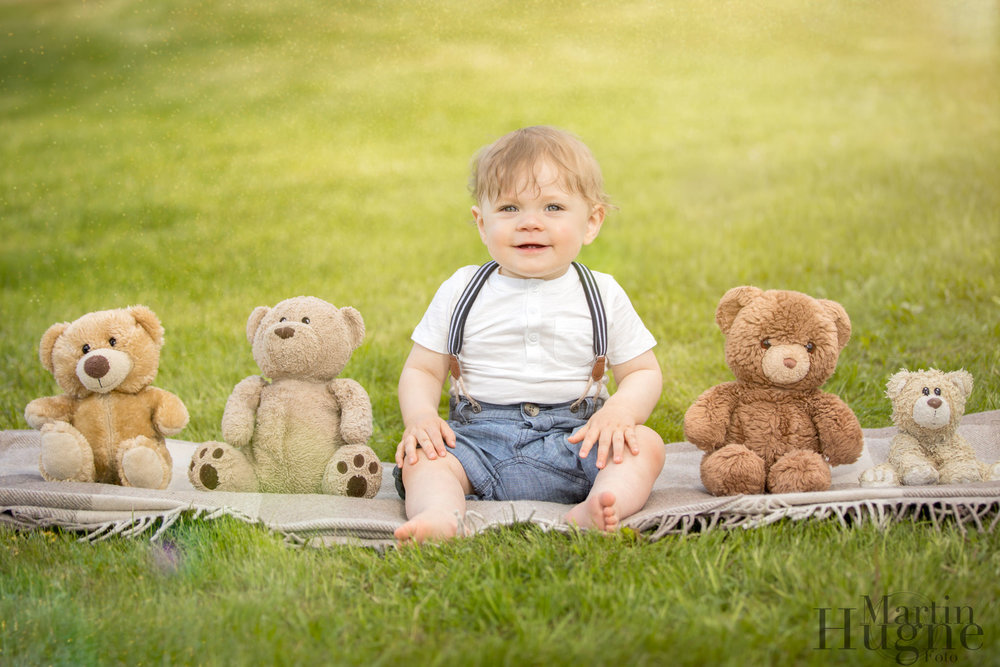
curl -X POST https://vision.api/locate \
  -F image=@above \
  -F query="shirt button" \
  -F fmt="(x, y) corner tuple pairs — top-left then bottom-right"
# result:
(527, 333), (539, 343)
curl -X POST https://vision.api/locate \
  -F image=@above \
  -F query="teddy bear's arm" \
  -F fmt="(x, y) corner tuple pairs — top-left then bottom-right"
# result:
(24, 395), (77, 430)
(327, 378), (373, 447)
(150, 388), (190, 437)
(811, 393), (864, 465)
(222, 376), (267, 448)
(684, 382), (740, 453)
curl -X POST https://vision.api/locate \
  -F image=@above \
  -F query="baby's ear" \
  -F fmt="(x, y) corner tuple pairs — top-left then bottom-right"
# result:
(715, 286), (762, 334)
(945, 370), (974, 399)
(885, 369), (911, 401)
(246, 306), (270, 345)
(39, 322), (70, 373)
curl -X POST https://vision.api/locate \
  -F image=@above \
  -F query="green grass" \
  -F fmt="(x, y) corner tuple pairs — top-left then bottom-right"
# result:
(1, 0), (999, 664)
(3, 517), (999, 666)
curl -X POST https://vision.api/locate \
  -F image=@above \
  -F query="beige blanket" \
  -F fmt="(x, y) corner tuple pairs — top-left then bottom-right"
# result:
(2, 411), (999, 548)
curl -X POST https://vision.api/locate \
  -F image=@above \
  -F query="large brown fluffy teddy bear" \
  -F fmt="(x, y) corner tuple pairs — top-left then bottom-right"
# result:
(24, 306), (188, 489)
(684, 287), (863, 496)
(188, 296), (382, 498)
(859, 368), (1000, 486)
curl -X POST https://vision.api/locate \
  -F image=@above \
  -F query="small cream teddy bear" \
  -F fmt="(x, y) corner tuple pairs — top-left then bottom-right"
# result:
(860, 368), (1000, 487)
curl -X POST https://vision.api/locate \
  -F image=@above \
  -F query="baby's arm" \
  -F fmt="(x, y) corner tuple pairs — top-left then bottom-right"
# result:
(395, 343), (457, 467)
(569, 349), (662, 469)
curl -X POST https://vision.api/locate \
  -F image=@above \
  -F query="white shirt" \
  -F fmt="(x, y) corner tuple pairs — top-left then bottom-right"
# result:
(412, 265), (656, 405)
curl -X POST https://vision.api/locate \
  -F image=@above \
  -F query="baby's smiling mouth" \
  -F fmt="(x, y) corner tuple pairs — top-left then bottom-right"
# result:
(516, 244), (547, 249)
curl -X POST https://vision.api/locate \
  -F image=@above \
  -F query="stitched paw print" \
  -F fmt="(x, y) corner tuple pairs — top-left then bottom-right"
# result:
(188, 441), (258, 493)
(323, 444), (382, 498)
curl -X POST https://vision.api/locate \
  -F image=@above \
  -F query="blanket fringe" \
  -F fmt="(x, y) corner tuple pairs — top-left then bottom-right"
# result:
(635, 497), (1000, 540)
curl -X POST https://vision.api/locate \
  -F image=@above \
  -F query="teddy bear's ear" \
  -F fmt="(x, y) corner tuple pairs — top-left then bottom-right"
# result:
(945, 369), (974, 399)
(340, 307), (365, 350)
(885, 369), (911, 400)
(39, 322), (70, 373)
(129, 305), (164, 347)
(818, 299), (852, 350)
(715, 286), (762, 334)
(246, 306), (270, 345)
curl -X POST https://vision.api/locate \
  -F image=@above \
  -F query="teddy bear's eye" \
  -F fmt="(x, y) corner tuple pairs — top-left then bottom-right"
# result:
(934, 387), (941, 396)
(279, 317), (287, 323)
(82, 344), (91, 354)
(301, 317), (310, 324)
(922, 387), (930, 396)
(109, 337), (116, 347)
(760, 339), (772, 350)
(805, 342), (815, 354)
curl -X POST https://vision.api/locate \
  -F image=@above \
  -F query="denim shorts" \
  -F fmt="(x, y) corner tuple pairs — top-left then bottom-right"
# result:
(393, 397), (604, 504)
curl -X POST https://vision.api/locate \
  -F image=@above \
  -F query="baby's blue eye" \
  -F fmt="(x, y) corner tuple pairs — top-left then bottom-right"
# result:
(545, 204), (564, 211)
(499, 205), (517, 212)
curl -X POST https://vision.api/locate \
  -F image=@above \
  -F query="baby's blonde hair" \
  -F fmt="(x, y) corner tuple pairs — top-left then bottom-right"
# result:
(469, 126), (610, 209)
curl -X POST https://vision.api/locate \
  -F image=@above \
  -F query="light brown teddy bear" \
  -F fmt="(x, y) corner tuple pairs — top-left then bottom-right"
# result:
(24, 306), (188, 489)
(188, 296), (382, 498)
(859, 368), (1000, 487)
(684, 286), (864, 496)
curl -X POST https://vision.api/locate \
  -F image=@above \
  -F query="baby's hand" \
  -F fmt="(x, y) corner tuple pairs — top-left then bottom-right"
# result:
(568, 404), (641, 469)
(396, 414), (457, 467)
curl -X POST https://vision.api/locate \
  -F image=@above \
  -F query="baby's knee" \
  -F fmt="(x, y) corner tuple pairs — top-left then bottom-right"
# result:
(634, 425), (665, 466)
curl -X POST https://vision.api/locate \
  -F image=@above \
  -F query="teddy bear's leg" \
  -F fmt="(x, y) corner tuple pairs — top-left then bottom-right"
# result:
(188, 442), (259, 492)
(859, 464), (899, 488)
(700, 444), (766, 496)
(896, 458), (939, 486)
(767, 450), (831, 493)
(39, 421), (96, 483)
(322, 445), (383, 498)
(117, 436), (172, 490)
(938, 460), (988, 485)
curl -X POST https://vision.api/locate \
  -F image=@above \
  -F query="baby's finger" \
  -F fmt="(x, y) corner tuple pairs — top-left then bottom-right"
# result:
(568, 424), (587, 444)
(442, 422), (457, 448)
(625, 426), (639, 456)
(595, 430), (613, 469)
(395, 441), (406, 467)
(611, 430), (626, 464)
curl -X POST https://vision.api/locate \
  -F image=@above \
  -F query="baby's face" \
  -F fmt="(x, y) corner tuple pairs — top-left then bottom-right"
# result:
(472, 161), (604, 281)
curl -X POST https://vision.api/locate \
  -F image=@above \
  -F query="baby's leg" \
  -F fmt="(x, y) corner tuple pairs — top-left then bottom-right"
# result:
(565, 425), (665, 531)
(394, 451), (472, 544)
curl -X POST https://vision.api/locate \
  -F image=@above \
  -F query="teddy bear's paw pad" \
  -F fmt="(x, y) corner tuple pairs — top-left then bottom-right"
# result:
(901, 464), (939, 486)
(39, 426), (93, 482)
(324, 446), (382, 498)
(188, 442), (258, 492)
(120, 446), (169, 489)
(939, 464), (987, 485)
(989, 462), (1000, 482)
(189, 444), (226, 490)
(859, 465), (897, 488)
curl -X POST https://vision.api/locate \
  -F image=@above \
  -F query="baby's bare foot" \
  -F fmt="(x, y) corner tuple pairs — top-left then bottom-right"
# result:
(394, 510), (459, 545)
(565, 491), (620, 532)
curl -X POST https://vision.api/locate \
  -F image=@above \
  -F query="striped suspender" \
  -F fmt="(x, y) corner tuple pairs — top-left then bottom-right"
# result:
(447, 261), (608, 411)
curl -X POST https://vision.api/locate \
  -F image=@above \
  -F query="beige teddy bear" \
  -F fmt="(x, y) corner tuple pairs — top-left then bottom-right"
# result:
(860, 368), (1000, 487)
(188, 296), (382, 498)
(24, 306), (188, 489)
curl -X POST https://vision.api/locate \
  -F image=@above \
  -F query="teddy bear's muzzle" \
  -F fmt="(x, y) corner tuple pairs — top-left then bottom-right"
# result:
(76, 349), (133, 394)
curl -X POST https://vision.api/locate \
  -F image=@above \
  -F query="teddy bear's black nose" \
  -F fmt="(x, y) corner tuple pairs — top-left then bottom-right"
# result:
(927, 397), (943, 409)
(275, 327), (295, 340)
(84, 354), (110, 379)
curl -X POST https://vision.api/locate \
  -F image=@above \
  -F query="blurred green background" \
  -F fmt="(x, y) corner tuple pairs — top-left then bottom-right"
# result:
(2, 0), (998, 457)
